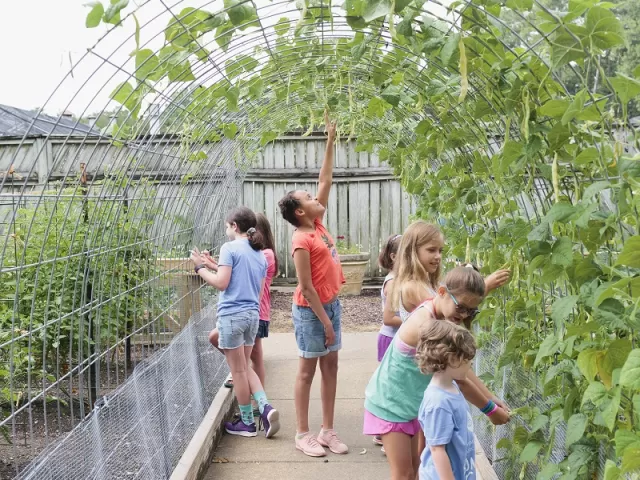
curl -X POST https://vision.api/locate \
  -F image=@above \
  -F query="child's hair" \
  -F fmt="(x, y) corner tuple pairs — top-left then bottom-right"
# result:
(416, 320), (476, 374)
(387, 221), (443, 311)
(444, 266), (485, 329)
(255, 213), (279, 273)
(378, 234), (402, 270)
(226, 207), (265, 251)
(444, 266), (485, 298)
(278, 192), (301, 227)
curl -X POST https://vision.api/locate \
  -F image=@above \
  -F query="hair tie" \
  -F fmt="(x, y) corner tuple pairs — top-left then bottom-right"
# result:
(247, 227), (256, 236)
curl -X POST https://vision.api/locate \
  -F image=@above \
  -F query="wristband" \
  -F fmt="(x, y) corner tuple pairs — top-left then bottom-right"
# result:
(194, 264), (206, 274)
(486, 404), (500, 417)
(481, 400), (495, 414)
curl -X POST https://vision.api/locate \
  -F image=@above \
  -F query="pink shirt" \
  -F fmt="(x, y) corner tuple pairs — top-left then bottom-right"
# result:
(259, 249), (276, 321)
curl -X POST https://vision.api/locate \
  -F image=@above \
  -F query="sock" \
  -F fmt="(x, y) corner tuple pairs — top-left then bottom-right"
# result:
(296, 431), (309, 439)
(239, 404), (254, 426)
(253, 391), (269, 414)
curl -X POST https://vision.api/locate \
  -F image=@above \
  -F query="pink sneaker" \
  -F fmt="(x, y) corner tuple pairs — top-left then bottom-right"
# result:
(317, 428), (349, 454)
(295, 432), (326, 457)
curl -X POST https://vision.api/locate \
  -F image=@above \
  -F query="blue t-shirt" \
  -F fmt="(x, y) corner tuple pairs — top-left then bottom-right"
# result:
(216, 239), (267, 317)
(418, 382), (475, 480)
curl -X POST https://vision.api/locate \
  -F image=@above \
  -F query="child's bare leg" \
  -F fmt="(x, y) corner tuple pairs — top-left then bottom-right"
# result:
(295, 357), (318, 433)
(382, 432), (417, 480)
(250, 337), (266, 387)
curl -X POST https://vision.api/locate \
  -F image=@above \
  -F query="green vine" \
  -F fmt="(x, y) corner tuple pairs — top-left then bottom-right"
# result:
(83, 0), (640, 476)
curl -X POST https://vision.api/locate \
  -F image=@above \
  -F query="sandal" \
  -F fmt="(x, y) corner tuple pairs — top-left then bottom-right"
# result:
(224, 378), (234, 388)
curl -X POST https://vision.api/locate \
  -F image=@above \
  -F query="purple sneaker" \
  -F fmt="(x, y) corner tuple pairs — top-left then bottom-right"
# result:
(260, 404), (280, 438)
(224, 418), (257, 437)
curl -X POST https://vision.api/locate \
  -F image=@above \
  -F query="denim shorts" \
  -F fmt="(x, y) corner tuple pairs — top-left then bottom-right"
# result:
(217, 311), (259, 350)
(292, 298), (342, 359)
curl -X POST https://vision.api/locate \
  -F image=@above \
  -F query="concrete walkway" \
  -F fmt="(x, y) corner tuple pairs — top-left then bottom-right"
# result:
(204, 332), (497, 480)
(204, 332), (389, 479)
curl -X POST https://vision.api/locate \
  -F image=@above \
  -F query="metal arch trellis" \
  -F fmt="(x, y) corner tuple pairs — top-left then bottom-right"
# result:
(0, 0), (639, 479)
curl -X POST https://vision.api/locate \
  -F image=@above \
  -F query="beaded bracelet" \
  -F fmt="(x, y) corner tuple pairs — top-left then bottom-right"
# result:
(481, 400), (495, 415)
(486, 404), (500, 417)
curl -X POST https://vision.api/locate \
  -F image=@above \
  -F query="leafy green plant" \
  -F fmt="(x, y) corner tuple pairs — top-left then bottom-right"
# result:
(82, 0), (640, 476)
(335, 235), (362, 255)
(0, 176), (160, 407)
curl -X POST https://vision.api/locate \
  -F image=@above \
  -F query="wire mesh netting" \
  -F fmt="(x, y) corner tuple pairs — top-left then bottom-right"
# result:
(14, 304), (228, 480)
(1, 0), (639, 478)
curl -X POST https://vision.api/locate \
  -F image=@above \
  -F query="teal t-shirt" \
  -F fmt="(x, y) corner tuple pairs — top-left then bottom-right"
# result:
(364, 301), (434, 422)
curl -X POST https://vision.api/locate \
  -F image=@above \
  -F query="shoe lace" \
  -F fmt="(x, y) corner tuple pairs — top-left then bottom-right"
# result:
(324, 430), (342, 445)
(305, 434), (322, 448)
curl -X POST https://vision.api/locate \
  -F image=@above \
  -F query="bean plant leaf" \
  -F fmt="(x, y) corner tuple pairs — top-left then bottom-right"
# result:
(604, 459), (621, 480)
(562, 89), (587, 125)
(551, 237), (573, 267)
(362, 0), (392, 22)
(135, 49), (162, 81)
(103, 0), (129, 25)
(260, 131), (278, 146)
(620, 349), (640, 390)
(622, 446), (640, 474)
(615, 430), (640, 458)
(551, 32), (584, 67)
(534, 334), (563, 367)
(539, 99), (570, 118)
(585, 7), (625, 50)
(506, 0), (533, 10)
(582, 381), (607, 407)
(577, 348), (601, 381)
(224, 0), (259, 29)
(223, 123), (238, 139)
(617, 236), (640, 268)
(566, 413), (588, 448)
(274, 17), (290, 36)
(609, 75), (640, 105)
(551, 295), (579, 323)
(441, 33), (460, 66)
(85, 2), (105, 28)
(519, 441), (543, 463)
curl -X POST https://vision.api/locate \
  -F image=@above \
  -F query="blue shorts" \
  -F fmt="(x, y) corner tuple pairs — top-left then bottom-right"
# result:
(292, 299), (342, 359)
(217, 311), (259, 350)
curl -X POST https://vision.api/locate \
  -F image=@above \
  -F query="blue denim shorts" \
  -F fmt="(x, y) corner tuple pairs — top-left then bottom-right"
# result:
(217, 311), (259, 350)
(292, 299), (342, 359)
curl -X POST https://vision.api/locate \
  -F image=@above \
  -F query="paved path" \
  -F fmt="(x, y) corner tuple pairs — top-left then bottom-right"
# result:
(204, 332), (389, 479)
(204, 332), (497, 480)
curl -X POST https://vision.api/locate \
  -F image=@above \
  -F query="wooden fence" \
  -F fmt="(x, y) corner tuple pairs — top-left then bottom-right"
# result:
(240, 136), (417, 279)
(0, 135), (414, 282)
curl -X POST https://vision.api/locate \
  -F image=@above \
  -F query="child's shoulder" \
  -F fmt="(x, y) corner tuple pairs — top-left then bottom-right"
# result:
(420, 386), (455, 412)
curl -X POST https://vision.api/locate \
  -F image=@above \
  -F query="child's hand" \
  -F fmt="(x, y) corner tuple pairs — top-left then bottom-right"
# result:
(492, 397), (510, 413)
(488, 406), (511, 425)
(324, 323), (336, 347)
(485, 269), (510, 292)
(202, 250), (218, 270)
(190, 247), (203, 266)
(324, 110), (337, 140)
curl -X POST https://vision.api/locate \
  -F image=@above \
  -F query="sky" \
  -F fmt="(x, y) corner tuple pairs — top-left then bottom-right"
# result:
(0, 0), (102, 113)
(0, 0), (305, 116)
(0, 0), (453, 117)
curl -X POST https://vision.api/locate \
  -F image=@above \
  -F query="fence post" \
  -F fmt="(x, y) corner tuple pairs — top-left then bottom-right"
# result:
(80, 162), (98, 408)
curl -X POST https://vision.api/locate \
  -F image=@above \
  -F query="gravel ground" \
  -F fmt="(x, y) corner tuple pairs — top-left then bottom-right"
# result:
(270, 288), (382, 333)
